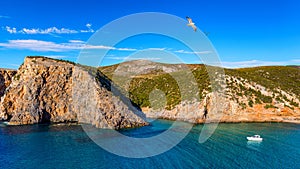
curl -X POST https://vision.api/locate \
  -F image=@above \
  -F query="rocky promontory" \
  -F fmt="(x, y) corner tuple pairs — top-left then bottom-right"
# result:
(0, 57), (147, 129)
(1, 57), (299, 128)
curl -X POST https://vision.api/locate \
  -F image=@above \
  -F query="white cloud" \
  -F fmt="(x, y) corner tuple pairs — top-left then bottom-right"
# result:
(0, 15), (10, 19)
(84, 44), (115, 50)
(0, 39), (137, 52)
(0, 39), (78, 51)
(106, 56), (161, 61)
(144, 48), (166, 51)
(84, 45), (136, 51)
(44, 55), (75, 59)
(4, 26), (78, 34)
(174, 50), (212, 54)
(28, 27), (78, 34)
(4, 23), (94, 34)
(115, 47), (137, 51)
(68, 40), (85, 43)
(80, 30), (92, 33)
(5, 26), (17, 33)
(291, 59), (300, 63)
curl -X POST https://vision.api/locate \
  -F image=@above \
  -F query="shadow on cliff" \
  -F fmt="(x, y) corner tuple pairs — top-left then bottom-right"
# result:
(95, 70), (146, 120)
(40, 109), (51, 123)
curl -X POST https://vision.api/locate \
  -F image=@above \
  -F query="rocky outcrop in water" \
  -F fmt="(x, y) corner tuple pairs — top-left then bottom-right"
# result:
(0, 57), (147, 128)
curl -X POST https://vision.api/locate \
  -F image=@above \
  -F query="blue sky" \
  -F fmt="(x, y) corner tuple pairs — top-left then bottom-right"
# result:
(0, 0), (299, 69)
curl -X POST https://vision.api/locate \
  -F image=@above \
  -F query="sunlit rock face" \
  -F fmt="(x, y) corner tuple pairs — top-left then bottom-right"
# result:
(0, 57), (148, 128)
(0, 69), (17, 97)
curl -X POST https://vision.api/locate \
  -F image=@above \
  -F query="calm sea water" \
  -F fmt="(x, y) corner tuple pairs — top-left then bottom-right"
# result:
(0, 120), (299, 169)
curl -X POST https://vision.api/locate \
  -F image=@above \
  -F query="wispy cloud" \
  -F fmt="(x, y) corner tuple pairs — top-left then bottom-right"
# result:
(44, 55), (77, 59)
(0, 15), (10, 19)
(68, 40), (85, 43)
(174, 50), (212, 54)
(0, 39), (137, 52)
(5, 26), (17, 33)
(144, 48), (166, 51)
(114, 47), (137, 51)
(0, 63), (19, 69)
(291, 59), (300, 63)
(5, 26), (78, 34)
(106, 56), (161, 61)
(84, 45), (137, 51)
(0, 40), (80, 51)
(221, 60), (299, 68)
(3, 23), (94, 34)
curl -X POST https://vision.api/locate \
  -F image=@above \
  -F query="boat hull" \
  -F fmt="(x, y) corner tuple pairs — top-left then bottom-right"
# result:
(247, 137), (263, 141)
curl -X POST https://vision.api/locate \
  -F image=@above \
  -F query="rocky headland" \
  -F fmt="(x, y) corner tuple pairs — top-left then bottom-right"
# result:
(0, 57), (147, 129)
(0, 57), (299, 128)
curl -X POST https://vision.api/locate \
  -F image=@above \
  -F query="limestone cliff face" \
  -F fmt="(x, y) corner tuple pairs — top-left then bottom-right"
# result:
(100, 60), (300, 123)
(143, 80), (300, 124)
(72, 67), (147, 129)
(0, 57), (75, 124)
(143, 94), (300, 124)
(0, 69), (17, 97)
(106, 60), (300, 124)
(0, 57), (147, 128)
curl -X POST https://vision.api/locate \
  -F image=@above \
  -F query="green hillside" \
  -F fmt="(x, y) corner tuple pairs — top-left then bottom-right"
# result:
(99, 61), (300, 110)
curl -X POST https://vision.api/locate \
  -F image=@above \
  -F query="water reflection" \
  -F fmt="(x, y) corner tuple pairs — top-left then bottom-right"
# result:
(0, 122), (82, 135)
(247, 141), (262, 151)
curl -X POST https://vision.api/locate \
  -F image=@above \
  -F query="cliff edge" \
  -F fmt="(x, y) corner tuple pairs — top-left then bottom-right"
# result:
(0, 57), (147, 129)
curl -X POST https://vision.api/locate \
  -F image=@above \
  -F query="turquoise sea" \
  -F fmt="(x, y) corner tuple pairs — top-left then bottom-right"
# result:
(0, 120), (299, 169)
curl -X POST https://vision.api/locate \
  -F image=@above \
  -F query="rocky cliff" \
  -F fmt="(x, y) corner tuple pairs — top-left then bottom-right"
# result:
(100, 60), (300, 124)
(143, 93), (300, 124)
(0, 57), (147, 128)
(1, 57), (299, 127)
(0, 69), (17, 97)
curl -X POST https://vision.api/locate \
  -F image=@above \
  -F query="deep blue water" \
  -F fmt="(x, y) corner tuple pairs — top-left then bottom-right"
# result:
(0, 120), (299, 169)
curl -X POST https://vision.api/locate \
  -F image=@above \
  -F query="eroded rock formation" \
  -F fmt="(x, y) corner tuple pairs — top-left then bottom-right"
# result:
(143, 94), (300, 124)
(0, 69), (17, 97)
(0, 57), (147, 128)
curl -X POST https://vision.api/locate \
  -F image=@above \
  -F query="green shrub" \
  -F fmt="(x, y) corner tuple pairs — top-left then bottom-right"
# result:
(14, 74), (20, 80)
(255, 98), (261, 104)
(264, 104), (277, 109)
(248, 100), (254, 107)
(290, 99), (299, 107)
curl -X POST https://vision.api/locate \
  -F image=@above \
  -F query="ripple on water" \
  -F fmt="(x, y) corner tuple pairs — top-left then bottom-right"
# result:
(0, 121), (299, 168)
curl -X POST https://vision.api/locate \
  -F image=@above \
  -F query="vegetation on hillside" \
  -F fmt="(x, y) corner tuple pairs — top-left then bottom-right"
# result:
(99, 62), (300, 110)
(27, 56), (76, 65)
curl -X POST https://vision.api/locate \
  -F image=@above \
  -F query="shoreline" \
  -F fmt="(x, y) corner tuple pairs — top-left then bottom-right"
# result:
(1, 118), (299, 127)
(146, 117), (300, 125)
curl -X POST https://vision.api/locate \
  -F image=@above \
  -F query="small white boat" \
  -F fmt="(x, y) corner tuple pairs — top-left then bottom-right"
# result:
(247, 135), (263, 141)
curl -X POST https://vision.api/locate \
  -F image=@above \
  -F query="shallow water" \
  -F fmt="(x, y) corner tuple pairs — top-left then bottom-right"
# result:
(0, 120), (299, 169)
